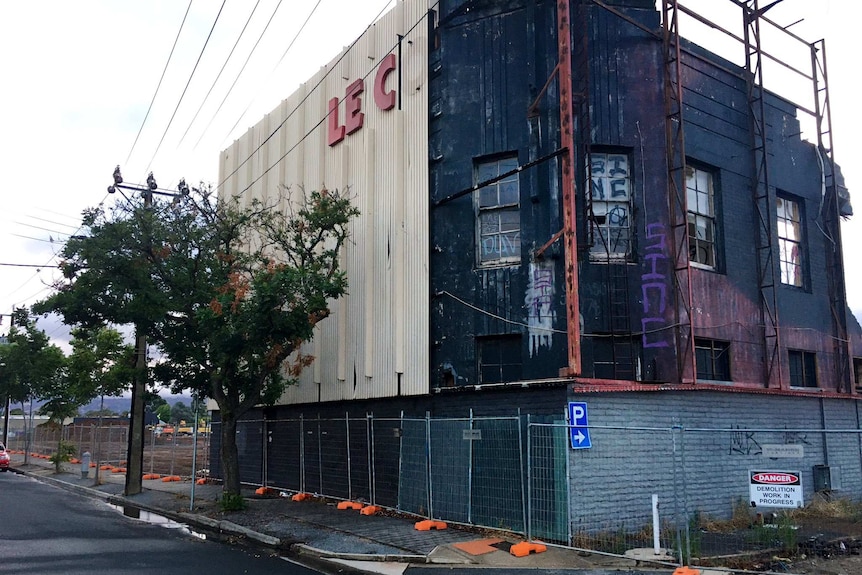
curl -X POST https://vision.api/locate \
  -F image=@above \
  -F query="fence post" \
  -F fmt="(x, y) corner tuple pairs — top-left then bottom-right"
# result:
(670, 424), (683, 565)
(426, 411), (433, 520)
(368, 412), (376, 506)
(317, 415), (323, 495)
(299, 414), (305, 494)
(526, 414), (532, 541)
(149, 427), (155, 474)
(262, 417), (269, 487)
(467, 408), (474, 525)
(679, 425), (691, 564)
(345, 412), (352, 501)
(518, 410), (526, 537)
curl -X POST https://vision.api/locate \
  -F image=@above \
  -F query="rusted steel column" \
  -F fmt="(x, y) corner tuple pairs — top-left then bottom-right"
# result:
(557, 0), (581, 377)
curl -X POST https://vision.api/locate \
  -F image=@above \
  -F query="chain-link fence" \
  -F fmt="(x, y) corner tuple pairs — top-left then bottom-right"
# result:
(210, 414), (862, 567)
(4, 423), (211, 478)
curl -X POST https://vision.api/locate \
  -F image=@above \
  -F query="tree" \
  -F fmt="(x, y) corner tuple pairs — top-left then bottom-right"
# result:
(66, 327), (135, 411)
(155, 403), (171, 423)
(0, 308), (66, 463)
(170, 401), (193, 425)
(36, 184), (358, 496)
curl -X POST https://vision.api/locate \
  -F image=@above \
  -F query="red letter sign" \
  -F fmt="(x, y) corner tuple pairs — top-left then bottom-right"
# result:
(345, 79), (365, 135)
(374, 53), (397, 111)
(327, 96), (345, 146)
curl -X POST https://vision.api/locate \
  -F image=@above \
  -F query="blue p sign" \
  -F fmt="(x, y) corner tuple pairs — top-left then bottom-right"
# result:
(568, 401), (592, 449)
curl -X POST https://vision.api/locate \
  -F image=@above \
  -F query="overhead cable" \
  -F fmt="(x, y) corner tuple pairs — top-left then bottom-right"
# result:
(125, 0), (194, 166)
(218, 0), (403, 194)
(175, 0), (263, 149)
(192, 0), (287, 151)
(143, 0), (228, 177)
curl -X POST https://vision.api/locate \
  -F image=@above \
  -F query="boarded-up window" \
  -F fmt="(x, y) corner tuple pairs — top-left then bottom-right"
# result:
(590, 152), (631, 260)
(476, 157), (520, 266)
(777, 195), (805, 287)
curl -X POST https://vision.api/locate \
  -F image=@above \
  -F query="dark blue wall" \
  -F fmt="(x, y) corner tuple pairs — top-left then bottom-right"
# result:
(429, 0), (855, 390)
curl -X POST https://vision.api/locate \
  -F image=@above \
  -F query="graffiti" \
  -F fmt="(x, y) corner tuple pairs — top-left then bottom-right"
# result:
(525, 261), (556, 357)
(783, 431), (812, 445)
(481, 233), (520, 258)
(730, 425), (762, 456)
(641, 223), (670, 348)
(591, 154), (630, 201)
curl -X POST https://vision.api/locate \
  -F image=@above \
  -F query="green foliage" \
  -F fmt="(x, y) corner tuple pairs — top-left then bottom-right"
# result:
(35, 184), (359, 496)
(0, 308), (66, 405)
(49, 441), (77, 473)
(219, 492), (246, 512)
(155, 403), (172, 423)
(170, 401), (193, 424)
(746, 516), (798, 551)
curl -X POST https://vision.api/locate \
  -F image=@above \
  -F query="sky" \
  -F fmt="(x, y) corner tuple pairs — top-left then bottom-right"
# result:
(0, 0), (858, 351)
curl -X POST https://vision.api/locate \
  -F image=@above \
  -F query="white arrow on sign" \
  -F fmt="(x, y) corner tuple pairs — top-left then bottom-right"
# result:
(573, 430), (586, 444)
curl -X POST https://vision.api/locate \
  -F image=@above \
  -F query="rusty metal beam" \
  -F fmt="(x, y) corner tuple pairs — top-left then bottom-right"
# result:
(557, 0), (581, 377)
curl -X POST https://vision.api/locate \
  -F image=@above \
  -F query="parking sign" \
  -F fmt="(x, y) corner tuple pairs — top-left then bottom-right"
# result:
(568, 401), (592, 449)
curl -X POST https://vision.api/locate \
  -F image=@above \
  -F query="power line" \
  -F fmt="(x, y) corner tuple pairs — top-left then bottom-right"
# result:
(143, 0), (228, 177)
(192, 0), (287, 151)
(126, 0), (194, 166)
(22, 215), (79, 230)
(227, 1), (431, 197)
(220, 0), (325, 145)
(0, 263), (60, 268)
(175, 0), (263, 149)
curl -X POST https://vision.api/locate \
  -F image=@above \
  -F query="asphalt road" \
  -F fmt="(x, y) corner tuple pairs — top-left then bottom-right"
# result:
(0, 471), (319, 575)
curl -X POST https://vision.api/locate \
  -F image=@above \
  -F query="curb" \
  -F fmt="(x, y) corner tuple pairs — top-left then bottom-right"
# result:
(11, 465), (429, 567)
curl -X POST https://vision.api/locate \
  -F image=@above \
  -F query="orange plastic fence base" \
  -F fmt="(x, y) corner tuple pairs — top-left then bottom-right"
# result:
(360, 505), (382, 516)
(510, 541), (547, 557)
(291, 493), (312, 502)
(337, 501), (365, 510)
(255, 487), (275, 496)
(195, 478), (207, 485)
(99, 465), (113, 471)
(672, 568), (701, 575)
(143, 474), (161, 480)
(161, 475), (181, 482)
(414, 520), (448, 531)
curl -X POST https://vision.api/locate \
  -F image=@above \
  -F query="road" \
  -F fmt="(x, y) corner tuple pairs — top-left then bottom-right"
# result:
(0, 471), (319, 575)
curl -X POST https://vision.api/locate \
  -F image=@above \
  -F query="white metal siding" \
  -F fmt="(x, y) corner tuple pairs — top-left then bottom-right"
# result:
(218, 0), (430, 404)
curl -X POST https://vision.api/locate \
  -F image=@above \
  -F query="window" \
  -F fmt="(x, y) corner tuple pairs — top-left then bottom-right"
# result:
(777, 195), (806, 287)
(476, 156), (520, 265)
(695, 338), (730, 381)
(589, 152), (632, 260)
(789, 350), (817, 388)
(854, 358), (862, 388)
(478, 336), (522, 384)
(686, 165), (717, 268)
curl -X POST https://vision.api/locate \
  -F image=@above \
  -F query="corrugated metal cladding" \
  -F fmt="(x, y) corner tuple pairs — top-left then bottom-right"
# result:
(218, 0), (431, 403)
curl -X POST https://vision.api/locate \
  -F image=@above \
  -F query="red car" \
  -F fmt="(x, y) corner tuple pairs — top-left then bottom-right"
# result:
(0, 444), (10, 471)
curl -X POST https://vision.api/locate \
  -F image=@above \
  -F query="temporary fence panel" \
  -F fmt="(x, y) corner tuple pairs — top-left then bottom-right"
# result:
(527, 420), (570, 544)
(237, 419), (264, 486)
(392, 417), (429, 514)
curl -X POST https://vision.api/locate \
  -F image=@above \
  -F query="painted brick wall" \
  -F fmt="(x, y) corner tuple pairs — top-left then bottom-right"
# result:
(566, 390), (862, 529)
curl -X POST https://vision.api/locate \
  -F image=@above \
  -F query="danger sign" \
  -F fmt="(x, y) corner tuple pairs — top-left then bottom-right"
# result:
(749, 470), (803, 508)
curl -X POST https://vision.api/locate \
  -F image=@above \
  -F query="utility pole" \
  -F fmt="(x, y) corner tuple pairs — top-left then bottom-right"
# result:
(108, 167), (188, 496)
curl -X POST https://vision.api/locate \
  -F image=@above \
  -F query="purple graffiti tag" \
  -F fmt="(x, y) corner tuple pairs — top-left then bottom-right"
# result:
(641, 223), (671, 348)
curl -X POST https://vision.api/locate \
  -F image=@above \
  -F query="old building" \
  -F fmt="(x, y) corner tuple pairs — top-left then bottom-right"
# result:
(216, 0), (861, 547)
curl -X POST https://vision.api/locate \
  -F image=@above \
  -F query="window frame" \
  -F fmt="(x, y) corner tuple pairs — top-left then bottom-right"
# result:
(694, 338), (731, 381)
(776, 193), (808, 289)
(477, 335), (523, 384)
(685, 164), (719, 270)
(588, 150), (633, 261)
(788, 349), (818, 388)
(474, 155), (521, 267)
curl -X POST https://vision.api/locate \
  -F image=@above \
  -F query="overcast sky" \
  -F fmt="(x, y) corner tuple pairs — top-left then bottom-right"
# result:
(0, 0), (858, 351)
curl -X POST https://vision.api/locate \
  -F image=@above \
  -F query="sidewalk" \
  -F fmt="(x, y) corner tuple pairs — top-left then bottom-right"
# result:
(8, 454), (680, 575)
